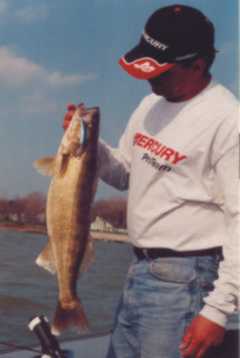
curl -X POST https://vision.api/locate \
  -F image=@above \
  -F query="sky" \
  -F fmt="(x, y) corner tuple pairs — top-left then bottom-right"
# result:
(0, 0), (238, 199)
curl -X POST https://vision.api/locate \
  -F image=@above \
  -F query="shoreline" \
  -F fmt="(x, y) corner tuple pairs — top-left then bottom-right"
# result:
(0, 223), (128, 242)
(0, 223), (47, 235)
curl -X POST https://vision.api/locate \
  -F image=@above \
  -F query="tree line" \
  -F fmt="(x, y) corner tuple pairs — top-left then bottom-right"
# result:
(0, 192), (127, 229)
(0, 192), (46, 225)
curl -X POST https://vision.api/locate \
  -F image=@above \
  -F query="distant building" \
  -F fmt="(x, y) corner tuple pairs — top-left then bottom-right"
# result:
(8, 213), (19, 222)
(90, 216), (127, 234)
(91, 216), (113, 232)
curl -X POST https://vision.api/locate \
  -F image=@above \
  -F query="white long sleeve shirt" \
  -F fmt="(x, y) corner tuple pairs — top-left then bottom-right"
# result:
(98, 80), (239, 326)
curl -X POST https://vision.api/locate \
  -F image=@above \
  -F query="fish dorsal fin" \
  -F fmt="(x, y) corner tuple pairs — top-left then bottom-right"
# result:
(33, 155), (69, 178)
(33, 156), (56, 176)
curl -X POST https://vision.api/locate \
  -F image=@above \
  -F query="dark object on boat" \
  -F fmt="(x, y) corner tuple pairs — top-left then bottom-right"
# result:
(28, 315), (73, 357)
(205, 330), (239, 358)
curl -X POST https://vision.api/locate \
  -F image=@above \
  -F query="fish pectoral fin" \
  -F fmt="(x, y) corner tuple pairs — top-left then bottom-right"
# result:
(80, 235), (95, 273)
(35, 241), (56, 275)
(33, 156), (56, 176)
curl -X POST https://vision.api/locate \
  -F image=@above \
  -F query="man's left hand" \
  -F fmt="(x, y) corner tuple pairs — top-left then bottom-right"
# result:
(180, 314), (225, 358)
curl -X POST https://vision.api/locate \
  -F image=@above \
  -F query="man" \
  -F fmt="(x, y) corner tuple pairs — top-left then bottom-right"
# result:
(64, 4), (239, 358)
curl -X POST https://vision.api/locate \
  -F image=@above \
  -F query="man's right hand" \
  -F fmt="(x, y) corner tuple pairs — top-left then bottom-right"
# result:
(180, 315), (225, 358)
(62, 104), (77, 131)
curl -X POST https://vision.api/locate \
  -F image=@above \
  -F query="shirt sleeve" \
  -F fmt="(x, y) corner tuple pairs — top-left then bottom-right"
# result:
(97, 94), (155, 191)
(97, 106), (138, 191)
(200, 110), (239, 327)
(97, 136), (131, 191)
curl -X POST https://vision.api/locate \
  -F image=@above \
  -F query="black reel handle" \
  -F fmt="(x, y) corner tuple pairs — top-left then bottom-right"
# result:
(28, 315), (67, 358)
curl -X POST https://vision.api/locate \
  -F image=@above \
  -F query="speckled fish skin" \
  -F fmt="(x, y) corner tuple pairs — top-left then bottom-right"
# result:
(46, 107), (99, 335)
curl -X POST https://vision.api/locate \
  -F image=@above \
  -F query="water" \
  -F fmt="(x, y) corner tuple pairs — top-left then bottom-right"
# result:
(0, 229), (132, 352)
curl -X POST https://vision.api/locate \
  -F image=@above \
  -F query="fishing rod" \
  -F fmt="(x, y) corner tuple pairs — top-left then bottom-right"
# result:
(0, 315), (74, 357)
(28, 315), (73, 358)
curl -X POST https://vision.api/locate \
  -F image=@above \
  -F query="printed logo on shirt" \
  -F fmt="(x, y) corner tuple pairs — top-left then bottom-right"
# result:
(142, 153), (172, 172)
(133, 132), (187, 165)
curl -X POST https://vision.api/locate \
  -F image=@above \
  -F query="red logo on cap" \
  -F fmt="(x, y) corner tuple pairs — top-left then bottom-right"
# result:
(174, 6), (182, 13)
(119, 57), (175, 80)
(133, 60), (156, 73)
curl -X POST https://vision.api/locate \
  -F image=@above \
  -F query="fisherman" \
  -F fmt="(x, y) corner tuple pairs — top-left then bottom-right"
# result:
(64, 4), (239, 358)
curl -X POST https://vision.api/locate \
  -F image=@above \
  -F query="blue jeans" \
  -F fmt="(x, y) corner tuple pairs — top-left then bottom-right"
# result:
(106, 253), (221, 358)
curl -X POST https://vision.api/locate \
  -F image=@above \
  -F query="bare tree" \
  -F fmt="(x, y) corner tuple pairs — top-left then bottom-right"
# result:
(21, 192), (46, 224)
(8, 197), (26, 224)
(0, 197), (10, 221)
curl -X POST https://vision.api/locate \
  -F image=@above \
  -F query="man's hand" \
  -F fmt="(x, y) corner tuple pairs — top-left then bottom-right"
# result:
(180, 315), (225, 358)
(63, 104), (76, 131)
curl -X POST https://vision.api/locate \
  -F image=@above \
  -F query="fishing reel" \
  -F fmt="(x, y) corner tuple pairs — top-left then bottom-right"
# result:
(28, 315), (73, 358)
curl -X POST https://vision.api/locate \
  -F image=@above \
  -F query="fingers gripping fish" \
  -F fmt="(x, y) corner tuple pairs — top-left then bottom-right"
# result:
(34, 106), (100, 335)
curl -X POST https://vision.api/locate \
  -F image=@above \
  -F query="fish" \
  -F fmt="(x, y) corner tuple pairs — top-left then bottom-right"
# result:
(34, 105), (100, 335)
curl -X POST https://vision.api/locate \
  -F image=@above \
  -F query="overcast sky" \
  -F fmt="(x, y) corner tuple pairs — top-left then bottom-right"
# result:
(0, 0), (238, 199)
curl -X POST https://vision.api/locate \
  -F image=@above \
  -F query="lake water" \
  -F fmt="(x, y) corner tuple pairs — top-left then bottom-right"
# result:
(0, 229), (238, 354)
(0, 229), (132, 352)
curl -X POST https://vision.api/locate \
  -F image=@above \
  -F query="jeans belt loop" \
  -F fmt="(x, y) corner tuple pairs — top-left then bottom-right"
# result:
(142, 248), (149, 259)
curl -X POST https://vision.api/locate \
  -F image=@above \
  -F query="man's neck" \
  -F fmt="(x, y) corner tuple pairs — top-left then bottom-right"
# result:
(166, 74), (212, 103)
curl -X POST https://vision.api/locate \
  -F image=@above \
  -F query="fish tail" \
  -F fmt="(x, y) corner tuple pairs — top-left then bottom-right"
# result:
(51, 300), (90, 336)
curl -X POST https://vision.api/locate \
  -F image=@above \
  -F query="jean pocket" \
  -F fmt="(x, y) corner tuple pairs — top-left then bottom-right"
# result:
(149, 258), (196, 284)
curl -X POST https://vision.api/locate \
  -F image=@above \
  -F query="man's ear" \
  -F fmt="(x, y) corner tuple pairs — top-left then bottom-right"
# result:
(191, 58), (207, 74)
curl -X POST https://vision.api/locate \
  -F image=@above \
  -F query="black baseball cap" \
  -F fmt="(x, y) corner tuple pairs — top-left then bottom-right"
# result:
(119, 4), (215, 80)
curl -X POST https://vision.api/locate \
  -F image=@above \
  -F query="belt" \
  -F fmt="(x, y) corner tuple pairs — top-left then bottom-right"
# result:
(133, 246), (223, 260)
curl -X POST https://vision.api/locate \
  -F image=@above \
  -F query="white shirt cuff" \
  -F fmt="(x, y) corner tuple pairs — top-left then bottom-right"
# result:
(200, 304), (228, 327)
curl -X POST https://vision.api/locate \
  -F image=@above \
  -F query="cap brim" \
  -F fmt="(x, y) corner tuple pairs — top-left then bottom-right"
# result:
(119, 45), (175, 80)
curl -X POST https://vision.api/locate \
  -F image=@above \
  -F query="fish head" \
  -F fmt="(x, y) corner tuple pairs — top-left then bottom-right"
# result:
(60, 106), (86, 156)
(59, 106), (100, 159)
(82, 107), (100, 146)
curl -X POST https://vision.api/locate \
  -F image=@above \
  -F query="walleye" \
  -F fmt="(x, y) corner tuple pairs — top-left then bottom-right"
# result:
(34, 106), (100, 335)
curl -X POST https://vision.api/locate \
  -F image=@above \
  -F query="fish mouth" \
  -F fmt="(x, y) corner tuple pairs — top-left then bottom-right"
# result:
(81, 107), (100, 125)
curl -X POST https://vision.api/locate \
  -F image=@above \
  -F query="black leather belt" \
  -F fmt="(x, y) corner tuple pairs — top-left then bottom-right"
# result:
(134, 246), (223, 260)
